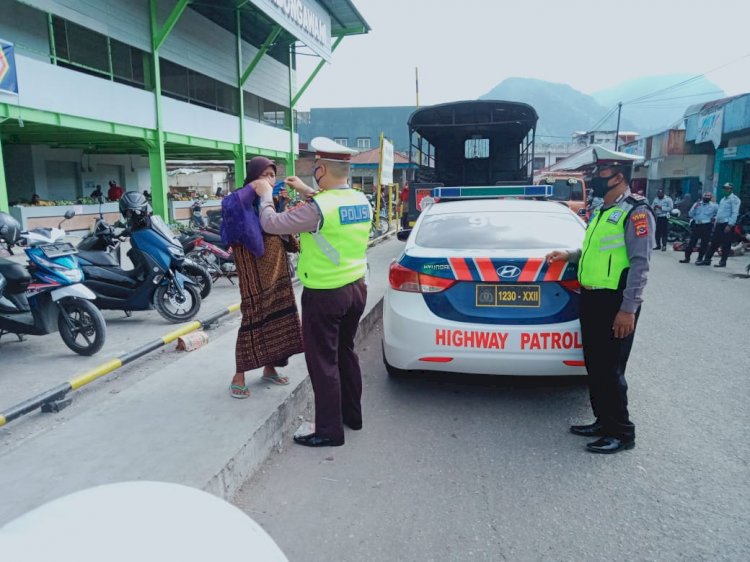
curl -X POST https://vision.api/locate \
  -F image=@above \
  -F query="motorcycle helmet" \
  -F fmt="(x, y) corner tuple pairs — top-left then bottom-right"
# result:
(0, 212), (21, 246)
(670, 209), (681, 217)
(119, 191), (149, 219)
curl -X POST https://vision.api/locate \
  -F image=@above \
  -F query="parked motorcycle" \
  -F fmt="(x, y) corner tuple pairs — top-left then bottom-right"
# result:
(75, 192), (202, 323)
(79, 210), (212, 300)
(178, 228), (236, 285)
(0, 211), (107, 355)
(667, 209), (691, 243)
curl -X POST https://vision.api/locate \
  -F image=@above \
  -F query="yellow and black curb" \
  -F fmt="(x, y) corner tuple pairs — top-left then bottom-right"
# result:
(0, 303), (241, 428)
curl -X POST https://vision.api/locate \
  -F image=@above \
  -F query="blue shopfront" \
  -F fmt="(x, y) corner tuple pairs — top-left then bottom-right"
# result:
(685, 93), (750, 210)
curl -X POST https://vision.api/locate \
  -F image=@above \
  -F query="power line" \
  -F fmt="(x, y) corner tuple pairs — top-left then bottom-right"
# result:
(628, 90), (725, 105)
(622, 52), (750, 106)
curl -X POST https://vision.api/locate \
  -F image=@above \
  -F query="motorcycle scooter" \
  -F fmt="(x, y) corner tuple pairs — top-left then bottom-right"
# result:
(0, 210), (107, 356)
(79, 209), (212, 300)
(75, 206), (201, 323)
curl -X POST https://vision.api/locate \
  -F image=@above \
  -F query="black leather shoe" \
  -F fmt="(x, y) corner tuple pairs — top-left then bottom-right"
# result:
(585, 436), (635, 454)
(570, 421), (604, 437)
(661, 247), (666, 251)
(714, 263), (727, 268)
(696, 261), (710, 266)
(653, 246), (661, 250)
(344, 421), (363, 431)
(679, 258), (690, 263)
(293, 433), (344, 447)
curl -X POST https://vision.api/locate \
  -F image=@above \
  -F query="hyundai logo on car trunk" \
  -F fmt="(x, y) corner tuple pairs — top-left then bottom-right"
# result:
(497, 265), (521, 279)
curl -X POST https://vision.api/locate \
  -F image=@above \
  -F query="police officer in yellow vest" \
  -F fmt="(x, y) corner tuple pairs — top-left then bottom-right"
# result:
(547, 159), (654, 454)
(256, 137), (371, 447)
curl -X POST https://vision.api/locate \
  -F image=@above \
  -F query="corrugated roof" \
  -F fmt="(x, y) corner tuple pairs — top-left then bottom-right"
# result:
(317, 0), (371, 35)
(351, 148), (410, 165)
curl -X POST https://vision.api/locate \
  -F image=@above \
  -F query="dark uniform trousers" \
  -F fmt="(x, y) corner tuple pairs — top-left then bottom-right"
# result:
(301, 278), (367, 441)
(684, 222), (713, 261)
(580, 288), (639, 441)
(655, 216), (669, 248)
(705, 222), (732, 264)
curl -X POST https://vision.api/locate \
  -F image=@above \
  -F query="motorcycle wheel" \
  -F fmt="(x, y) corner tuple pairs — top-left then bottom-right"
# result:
(183, 262), (212, 300)
(57, 298), (107, 356)
(154, 282), (201, 323)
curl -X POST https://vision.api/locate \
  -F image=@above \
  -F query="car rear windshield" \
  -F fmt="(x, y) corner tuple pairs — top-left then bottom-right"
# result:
(415, 210), (584, 250)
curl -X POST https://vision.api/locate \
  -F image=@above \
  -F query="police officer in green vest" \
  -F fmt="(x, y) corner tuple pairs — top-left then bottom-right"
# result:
(256, 137), (371, 447)
(547, 158), (654, 454)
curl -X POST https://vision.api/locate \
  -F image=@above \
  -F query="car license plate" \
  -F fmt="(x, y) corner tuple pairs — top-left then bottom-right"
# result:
(41, 242), (78, 258)
(475, 284), (541, 307)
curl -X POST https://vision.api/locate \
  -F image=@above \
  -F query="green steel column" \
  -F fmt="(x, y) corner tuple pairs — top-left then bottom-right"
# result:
(287, 44), (296, 176)
(148, 143), (168, 218)
(0, 136), (8, 213)
(235, 8), (247, 189)
(149, 0), (174, 219)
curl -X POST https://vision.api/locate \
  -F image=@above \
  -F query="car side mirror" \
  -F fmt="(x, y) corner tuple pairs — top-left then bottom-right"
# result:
(64, 210), (76, 219)
(397, 229), (411, 242)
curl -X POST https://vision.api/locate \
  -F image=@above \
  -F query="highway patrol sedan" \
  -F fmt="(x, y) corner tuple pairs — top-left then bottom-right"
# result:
(383, 195), (587, 377)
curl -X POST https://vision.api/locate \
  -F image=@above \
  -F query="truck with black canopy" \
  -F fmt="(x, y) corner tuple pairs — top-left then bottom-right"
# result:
(405, 100), (539, 226)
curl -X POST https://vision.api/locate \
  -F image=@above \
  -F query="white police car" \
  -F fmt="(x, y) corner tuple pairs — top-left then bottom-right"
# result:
(383, 185), (587, 377)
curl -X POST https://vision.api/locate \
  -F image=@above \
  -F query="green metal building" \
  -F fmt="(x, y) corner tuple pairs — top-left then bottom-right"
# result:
(0, 0), (368, 226)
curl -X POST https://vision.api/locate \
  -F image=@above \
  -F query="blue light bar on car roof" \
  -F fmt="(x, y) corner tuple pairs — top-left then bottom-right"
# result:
(432, 185), (553, 199)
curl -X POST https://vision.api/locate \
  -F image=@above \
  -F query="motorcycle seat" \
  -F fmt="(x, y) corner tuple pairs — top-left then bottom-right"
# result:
(0, 257), (31, 293)
(76, 250), (119, 267)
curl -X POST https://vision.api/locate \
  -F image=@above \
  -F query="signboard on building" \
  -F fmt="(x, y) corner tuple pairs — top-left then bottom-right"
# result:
(254, 0), (331, 61)
(379, 135), (394, 186)
(723, 146), (738, 159)
(696, 107), (724, 149)
(0, 40), (19, 95)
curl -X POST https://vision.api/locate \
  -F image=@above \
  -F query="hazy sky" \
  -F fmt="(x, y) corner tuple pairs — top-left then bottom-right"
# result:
(295, 0), (750, 110)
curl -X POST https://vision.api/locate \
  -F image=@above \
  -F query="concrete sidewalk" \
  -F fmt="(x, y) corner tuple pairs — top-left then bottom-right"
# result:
(0, 237), (403, 525)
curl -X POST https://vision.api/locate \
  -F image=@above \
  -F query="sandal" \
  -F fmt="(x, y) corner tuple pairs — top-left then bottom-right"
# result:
(229, 384), (250, 399)
(261, 372), (290, 386)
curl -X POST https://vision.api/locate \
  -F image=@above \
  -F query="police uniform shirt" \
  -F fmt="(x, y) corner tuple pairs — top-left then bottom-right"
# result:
(688, 200), (719, 224)
(651, 195), (674, 218)
(715, 192), (741, 226)
(568, 190), (655, 314)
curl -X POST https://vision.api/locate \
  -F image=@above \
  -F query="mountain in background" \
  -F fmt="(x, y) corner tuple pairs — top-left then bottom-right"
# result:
(480, 75), (726, 140)
(591, 74), (725, 134)
(479, 77), (637, 141)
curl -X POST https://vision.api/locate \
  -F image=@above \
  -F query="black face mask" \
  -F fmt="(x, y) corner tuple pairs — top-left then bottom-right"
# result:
(703, 197), (711, 203)
(590, 173), (619, 198)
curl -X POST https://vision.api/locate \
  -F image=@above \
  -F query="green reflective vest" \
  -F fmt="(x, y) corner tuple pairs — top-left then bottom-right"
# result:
(578, 202), (635, 289)
(298, 188), (371, 289)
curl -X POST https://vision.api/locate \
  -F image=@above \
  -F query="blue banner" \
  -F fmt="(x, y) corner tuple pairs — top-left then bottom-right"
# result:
(0, 40), (19, 95)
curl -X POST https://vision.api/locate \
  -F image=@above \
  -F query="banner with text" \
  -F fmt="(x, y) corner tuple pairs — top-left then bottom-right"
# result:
(0, 40), (19, 95)
(253, 0), (331, 61)
(696, 107), (724, 149)
(379, 136), (394, 186)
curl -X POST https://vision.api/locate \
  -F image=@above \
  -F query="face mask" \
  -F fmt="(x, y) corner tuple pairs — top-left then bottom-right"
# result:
(313, 166), (324, 189)
(703, 197), (711, 203)
(590, 173), (618, 198)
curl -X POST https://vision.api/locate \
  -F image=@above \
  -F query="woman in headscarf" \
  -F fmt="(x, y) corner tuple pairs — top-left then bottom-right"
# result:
(221, 157), (304, 398)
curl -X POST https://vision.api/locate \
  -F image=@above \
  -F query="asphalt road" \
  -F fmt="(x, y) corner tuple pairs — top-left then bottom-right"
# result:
(235, 250), (750, 562)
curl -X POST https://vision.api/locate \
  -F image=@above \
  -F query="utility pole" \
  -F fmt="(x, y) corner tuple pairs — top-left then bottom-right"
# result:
(614, 101), (623, 150)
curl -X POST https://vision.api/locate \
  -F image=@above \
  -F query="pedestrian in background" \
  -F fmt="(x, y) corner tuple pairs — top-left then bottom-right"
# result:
(222, 157), (304, 399)
(255, 137), (370, 448)
(107, 180), (124, 202)
(700, 182), (741, 267)
(547, 158), (654, 454)
(651, 188), (673, 251)
(680, 191), (717, 264)
(398, 182), (410, 230)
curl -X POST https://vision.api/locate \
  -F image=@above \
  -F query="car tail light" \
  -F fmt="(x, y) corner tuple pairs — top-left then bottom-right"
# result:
(388, 262), (457, 293)
(559, 280), (581, 294)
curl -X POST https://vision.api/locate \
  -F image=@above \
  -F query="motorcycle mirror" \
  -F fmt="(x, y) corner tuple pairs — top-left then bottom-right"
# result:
(64, 209), (76, 219)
